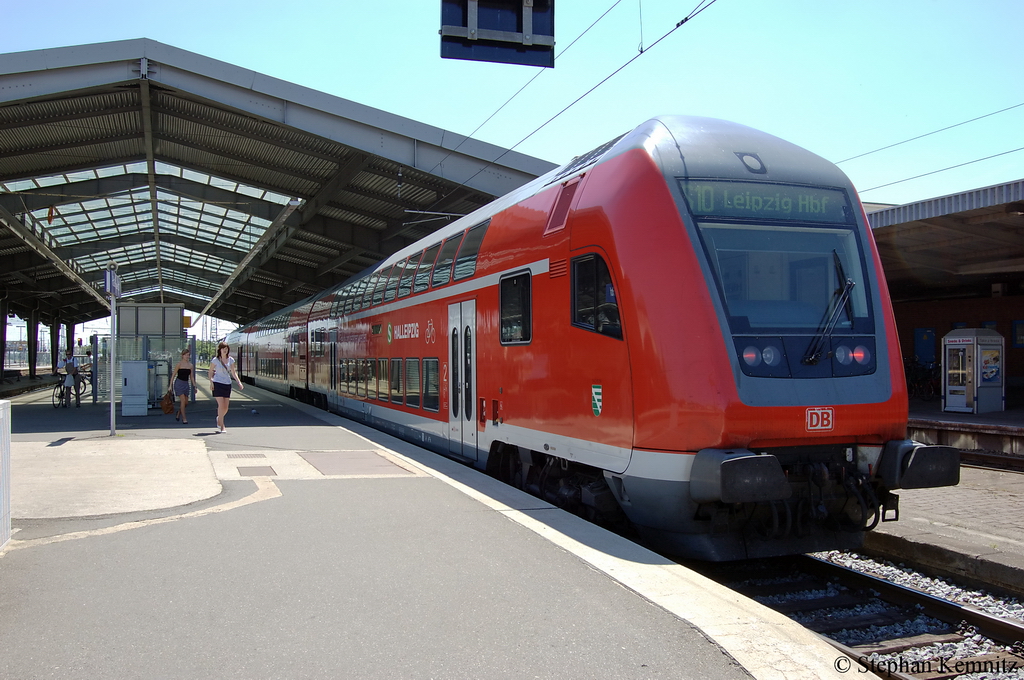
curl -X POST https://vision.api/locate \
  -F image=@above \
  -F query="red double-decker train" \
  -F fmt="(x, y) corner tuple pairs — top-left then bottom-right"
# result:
(227, 116), (959, 561)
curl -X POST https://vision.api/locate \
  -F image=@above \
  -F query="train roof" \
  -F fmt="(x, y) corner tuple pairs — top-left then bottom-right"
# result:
(237, 115), (860, 332)
(345, 116), (854, 275)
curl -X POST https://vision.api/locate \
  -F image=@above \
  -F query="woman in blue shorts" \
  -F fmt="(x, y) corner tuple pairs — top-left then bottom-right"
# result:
(209, 341), (244, 433)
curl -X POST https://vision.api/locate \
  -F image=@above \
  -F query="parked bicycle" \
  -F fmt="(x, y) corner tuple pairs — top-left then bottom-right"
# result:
(905, 359), (940, 400)
(51, 352), (89, 408)
(51, 375), (70, 408)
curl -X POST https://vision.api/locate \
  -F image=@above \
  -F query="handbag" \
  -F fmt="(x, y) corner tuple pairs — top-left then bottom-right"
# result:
(161, 390), (175, 414)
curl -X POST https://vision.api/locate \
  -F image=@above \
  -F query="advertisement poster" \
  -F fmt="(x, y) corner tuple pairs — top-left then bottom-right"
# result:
(981, 348), (1002, 384)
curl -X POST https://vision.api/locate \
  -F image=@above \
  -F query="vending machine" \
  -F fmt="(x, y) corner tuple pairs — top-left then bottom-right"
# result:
(942, 329), (1005, 414)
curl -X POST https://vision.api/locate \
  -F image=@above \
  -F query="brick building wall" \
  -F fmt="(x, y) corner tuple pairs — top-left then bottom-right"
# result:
(894, 297), (1024, 384)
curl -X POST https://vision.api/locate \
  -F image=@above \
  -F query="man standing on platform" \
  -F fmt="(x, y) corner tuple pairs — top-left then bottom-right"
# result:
(57, 348), (80, 408)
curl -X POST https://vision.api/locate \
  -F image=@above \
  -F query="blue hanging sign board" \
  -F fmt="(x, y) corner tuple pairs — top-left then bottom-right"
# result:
(441, 0), (555, 68)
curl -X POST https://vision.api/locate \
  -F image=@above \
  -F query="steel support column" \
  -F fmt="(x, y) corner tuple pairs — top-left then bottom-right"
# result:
(0, 300), (7, 381)
(50, 321), (60, 375)
(26, 310), (39, 380)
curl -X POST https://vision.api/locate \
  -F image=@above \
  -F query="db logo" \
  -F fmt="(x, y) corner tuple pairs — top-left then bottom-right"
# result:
(806, 407), (834, 431)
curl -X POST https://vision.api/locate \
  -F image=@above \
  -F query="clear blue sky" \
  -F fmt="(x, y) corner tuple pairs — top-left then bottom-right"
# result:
(1, 0), (1020, 207)
(2, 0), (1021, 338)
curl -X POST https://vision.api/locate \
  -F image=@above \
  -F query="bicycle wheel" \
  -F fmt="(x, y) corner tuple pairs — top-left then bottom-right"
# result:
(922, 380), (936, 401)
(52, 382), (63, 408)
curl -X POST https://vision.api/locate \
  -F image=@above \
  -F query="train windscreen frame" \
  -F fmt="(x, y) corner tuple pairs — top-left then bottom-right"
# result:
(679, 179), (873, 337)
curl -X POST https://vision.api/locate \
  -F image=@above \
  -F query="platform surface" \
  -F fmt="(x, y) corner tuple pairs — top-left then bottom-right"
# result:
(0, 380), (850, 680)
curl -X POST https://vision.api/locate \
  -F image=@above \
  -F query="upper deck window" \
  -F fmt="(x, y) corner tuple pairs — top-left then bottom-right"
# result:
(384, 259), (406, 302)
(372, 265), (393, 306)
(415, 243), (441, 293)
(359, 273), (380, 310)
(431, 234), (464, 288)
(453, 221), (489, 281)
(399, 251), (422, 298)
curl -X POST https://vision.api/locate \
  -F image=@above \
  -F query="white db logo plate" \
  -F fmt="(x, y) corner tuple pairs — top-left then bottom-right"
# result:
(806, 407), (834, 431)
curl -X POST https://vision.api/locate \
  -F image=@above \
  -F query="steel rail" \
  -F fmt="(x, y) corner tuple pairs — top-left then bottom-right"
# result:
(797, 555), (1024, 646)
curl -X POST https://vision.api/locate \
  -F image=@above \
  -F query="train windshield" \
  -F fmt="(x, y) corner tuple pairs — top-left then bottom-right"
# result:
(681, 181), (873, 335)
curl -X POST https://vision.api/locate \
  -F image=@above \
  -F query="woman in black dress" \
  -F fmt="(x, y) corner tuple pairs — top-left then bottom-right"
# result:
(167, 349), (197, 424)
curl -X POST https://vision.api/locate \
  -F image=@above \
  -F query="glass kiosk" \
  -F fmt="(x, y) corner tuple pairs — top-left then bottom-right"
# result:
(942, 328), (1005, 414)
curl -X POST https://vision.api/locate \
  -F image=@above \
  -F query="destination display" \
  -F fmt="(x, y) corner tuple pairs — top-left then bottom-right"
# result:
(679, 180), (851, 223)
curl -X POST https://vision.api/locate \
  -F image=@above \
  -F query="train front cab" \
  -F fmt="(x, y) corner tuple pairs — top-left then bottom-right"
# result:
(578, 119), (961, 560)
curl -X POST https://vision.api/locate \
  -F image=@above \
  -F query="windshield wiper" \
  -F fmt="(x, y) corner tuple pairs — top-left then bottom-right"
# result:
(802, 251), (855, 365)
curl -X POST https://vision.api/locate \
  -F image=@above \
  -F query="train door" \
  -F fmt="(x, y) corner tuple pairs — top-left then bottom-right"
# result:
(447, 300), (478, 461)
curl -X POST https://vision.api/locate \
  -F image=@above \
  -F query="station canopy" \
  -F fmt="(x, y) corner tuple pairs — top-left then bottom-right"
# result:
(0, 39), (555, 328)
(868, 180), (1024, 303)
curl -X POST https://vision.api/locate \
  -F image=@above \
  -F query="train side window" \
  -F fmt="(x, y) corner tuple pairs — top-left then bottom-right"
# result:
(338, 359), (348, 394)
(405, 358), (421, 409)
(384, 260), (406, 303)
(346, 359), (356, 394)
(572, 254), (622, 339)
(453, 221), (490, 281)
(360, 273), (380, 310)
(334, 289), (346, 316)
(500, 272), (532, 344)
(414, 243), (441, 293)
(390, 358), (404, 404)
(373, 266), (393, 306)
(343, 284), (360, 315)
(398, 251), (422, 298)
(377, 358), (388, 401)
(431, 234), (464, 288)
(356, 359), (366, 398)
(422, 358), (440, 412)
(312, 328), (326, 357)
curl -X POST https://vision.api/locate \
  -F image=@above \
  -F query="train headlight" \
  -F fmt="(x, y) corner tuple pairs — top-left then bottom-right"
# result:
(735, 338), (790, 377)
(829, 337), (876, 377)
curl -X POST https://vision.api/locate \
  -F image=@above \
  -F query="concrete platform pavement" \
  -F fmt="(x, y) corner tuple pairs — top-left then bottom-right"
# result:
(853, 398), (1024, 596)
(863, 465), (1024, 598)
(0, 383), (851, 680)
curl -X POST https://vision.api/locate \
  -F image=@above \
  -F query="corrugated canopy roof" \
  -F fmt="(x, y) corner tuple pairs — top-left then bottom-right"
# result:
(0, 39), (555, 327)
(868, 179), (1024, 302)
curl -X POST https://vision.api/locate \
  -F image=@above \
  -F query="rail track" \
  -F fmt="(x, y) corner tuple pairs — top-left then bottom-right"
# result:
(703, 555), (1024, 679)
(959, 449), (1024, 474)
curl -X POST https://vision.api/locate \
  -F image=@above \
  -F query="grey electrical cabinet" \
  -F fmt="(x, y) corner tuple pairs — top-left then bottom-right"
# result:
(121, 360), (150, 416)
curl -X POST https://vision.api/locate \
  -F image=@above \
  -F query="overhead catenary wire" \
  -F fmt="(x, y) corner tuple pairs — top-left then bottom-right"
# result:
(836, 101), (1024, 165)
(858, 145), (1024, 194)
(426, 0), (627, 177)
